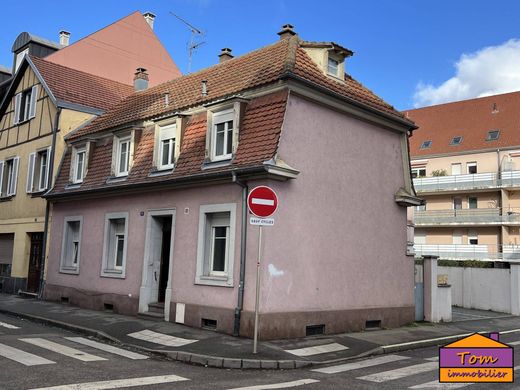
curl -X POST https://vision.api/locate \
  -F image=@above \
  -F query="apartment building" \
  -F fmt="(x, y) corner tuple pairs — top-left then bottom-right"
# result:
(407, 91), (520, 262)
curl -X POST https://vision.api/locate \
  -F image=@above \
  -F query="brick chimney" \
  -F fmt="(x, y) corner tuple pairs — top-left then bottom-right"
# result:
(143, 12), (156, 30)
(218, 48), (234, 63)
(134, 68), (149, 91)
(59, 31), (71, 46)
(277, 24), (296, 40)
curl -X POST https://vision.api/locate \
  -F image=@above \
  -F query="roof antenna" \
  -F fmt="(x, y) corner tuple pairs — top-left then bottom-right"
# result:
(169, 11), (206, 73)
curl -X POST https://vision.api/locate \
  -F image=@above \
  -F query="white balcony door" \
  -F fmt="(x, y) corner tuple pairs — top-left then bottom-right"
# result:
(414, 231), (426, 244)
(451, 163), (462, 175)
(453, 197), (462, 210)
(452, 230), (463, 245)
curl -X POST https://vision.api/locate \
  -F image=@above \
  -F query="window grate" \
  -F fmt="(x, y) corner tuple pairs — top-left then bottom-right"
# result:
(365, 320), (381, 330)
(104, 303), (114, 311)
(306, 324), (325, 336)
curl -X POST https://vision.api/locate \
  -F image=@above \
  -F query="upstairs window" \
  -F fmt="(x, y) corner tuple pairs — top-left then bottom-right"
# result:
(27, 148), (51, 193)
(115, 135), (131, 177)
(211, 109), (234, 161)
(450, 136), (463, 145)
(13, 86), (38, 124)
(411, 167), (426, 178)
(0, 157), (20, 198)
(420, 140), (432, 149)
(467, 162), (477, 174)
(327, 57), (339, 77)
(487, 130), (500, 141)
(72, 147), (86, 184)
(158, 124), (176, 170)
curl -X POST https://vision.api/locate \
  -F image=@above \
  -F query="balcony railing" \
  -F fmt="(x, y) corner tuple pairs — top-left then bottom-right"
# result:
(413, 173), (498, 192)
(501, 171), (520, 188)
(414, 244), (520, 261)
(414, 208), (502, 225)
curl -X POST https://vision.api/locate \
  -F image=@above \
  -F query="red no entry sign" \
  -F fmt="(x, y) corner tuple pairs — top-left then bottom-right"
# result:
(247, 186), (278, 218)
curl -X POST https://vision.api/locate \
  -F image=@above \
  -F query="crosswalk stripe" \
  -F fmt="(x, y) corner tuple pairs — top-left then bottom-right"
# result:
(312, 354), (410, 374)
(0, 321), (20, 329)
(28, 374), (189, 390)
(65, 337), (148, 360)
(0, 342), (55, 366)
(409, 381), (470, 389)
(357, 361), (438, 383)
(20, 338), (107, 362)
(424, 356), (439, 361)
(226, 379), (319, 390)
(285, 343), (348, 357)
(127, 329), (197, 347)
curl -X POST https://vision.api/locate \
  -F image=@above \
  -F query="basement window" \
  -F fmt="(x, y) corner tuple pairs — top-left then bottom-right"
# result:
(450, 136), (463, 146)
(306, 324), (325, 336)
(201, 318), (217, 330)
(487, 130), (500, 141)
(420, 140), (432, 149)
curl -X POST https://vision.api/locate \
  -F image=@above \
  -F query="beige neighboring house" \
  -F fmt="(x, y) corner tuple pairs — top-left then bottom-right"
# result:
(407, 91), (520, 262)
(0, 56), (133, 294)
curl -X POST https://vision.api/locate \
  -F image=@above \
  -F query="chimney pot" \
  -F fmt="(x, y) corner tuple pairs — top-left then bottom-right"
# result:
(143, 12), (156, 30)
(59, 30), (71, 46)
(277, 24), (296, 40)
(218, 48), (234, 63)
(134, 67), (149, 91)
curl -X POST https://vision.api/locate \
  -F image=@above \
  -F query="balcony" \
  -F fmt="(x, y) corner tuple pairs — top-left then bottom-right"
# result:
(501, 171), (520, 188)
(413, 172), (498, 193)
(414, 208), (502, 226)
(414, 244), (520, 261)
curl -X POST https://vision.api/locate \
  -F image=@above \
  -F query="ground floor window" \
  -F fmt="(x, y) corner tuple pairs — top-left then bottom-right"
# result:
(0, 233), (14, 277)
(196, 203), (236, 287)
(60, 217), (82, 274)
(101, 212), (128, 278)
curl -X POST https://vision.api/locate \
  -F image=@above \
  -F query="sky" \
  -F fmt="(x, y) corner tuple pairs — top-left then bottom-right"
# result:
(1, 0), (520, 110)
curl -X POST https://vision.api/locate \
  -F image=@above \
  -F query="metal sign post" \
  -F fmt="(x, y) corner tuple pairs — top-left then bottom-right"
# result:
(248, 186), (278, 354)
(253, 224), (262, 354)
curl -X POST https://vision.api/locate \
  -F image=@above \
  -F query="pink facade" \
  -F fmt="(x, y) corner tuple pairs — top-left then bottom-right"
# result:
(46, 93), (414, 339)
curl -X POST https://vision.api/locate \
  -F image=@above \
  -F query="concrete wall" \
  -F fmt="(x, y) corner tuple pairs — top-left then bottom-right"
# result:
(439, 266), (511, 313)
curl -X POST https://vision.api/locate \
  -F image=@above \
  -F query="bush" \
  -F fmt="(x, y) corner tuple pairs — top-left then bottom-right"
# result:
(432, 169), (448, 177)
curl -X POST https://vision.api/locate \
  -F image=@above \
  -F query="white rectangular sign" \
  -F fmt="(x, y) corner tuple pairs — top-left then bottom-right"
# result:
(250, 217), (274, 226)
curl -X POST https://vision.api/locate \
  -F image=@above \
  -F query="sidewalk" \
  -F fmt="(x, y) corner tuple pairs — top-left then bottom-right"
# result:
(1, 293), (519, 370)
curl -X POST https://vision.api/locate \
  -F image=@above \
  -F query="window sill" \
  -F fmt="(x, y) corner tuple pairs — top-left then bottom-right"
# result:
(195, 275), (233, 288)
(101, 269), (125, 279)
(14, 118), (31, 126)
(202, 158), (233, 170)
(30, 190), (47, 197)
(0, 196), (13, 202)
(106, 176), (128, 184)
(59, 267), (79, 275)
(149, 168), (174, 177)
(64, 183), (82, 190)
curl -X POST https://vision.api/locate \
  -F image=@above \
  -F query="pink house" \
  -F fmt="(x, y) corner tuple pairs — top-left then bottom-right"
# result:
(44, 26), (420, 340)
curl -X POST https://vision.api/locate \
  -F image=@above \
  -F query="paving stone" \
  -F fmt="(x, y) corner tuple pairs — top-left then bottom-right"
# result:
(206, 357), (224, 368)
(260, 360), (278, 369)
(190, 354), (208, 366)
(223, 358), (242, 369)
(278, 360), (296, 369)
(242, 359), (261, 369)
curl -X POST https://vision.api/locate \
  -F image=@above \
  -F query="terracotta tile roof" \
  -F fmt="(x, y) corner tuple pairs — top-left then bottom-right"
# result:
(407, 91), (520, 158)
(68, 35), (410, 141)
(30, 56), (134, 111)
(50, 91), (288, 196)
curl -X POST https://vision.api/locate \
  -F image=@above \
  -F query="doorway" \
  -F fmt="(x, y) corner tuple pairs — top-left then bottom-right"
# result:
(139, 210), (176, 320)
(27, 232), (43, 293)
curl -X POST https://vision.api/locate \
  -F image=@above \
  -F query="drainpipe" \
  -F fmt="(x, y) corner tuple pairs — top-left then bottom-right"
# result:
(38, 108), (61, 299)
(232, 171), (248, 336)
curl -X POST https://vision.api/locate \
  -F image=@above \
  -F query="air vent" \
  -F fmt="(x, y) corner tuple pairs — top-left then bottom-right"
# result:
(61, 297), (69, 304)
(365, 320), (381, 330)
(104, 303), (114, 311)
(201, 318), (217, 330)
(306, 324), (325, 336)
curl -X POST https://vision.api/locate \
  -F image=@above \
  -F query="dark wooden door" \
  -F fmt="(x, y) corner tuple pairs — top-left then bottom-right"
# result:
(27, 233), (43, 293)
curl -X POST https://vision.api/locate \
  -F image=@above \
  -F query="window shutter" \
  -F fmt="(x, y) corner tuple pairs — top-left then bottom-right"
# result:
(26, 152), (35, 193)
(0, 161), (4, 197)
(44, 146), (51, 190)
(13, 93), (21, 125)
(10, 157), (19, 196)
(29, 85), (38, 119)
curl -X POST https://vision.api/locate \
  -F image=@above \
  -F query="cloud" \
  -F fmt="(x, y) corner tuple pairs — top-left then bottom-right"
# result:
(413, 39), (520, 107)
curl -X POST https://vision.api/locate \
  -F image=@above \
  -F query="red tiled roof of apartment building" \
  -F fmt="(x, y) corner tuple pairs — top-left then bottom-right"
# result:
(31, 56), (134, 111)
(51, 90), (288, 195)
(68, 35), (411, 141)
(407, 91), (520, 158)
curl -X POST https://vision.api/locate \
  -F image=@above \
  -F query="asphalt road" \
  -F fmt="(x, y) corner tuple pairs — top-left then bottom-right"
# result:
(1, 312), (520, 390)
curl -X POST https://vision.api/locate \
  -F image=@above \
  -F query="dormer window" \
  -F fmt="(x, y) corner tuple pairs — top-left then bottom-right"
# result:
(13, 85), (38, 124)
(211, 109), (234, 161)
(327, 57), (339, 77)
(487, 130), (500, 141)
(72, 147), (86, 184)
(115, 135), (131, 177)
(420, 140), (432, 149)
(158, 124), (176, 170)
(450, 136), (463, 146)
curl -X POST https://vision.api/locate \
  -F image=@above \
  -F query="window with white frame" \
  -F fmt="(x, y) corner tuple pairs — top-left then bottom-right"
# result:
(411, 167), (426, 178)
(211, 109), (234, 161)
(27, 148), (50, 193)
(60, 217), (82, 273)
(158, 124), (176, 170)
(468, 231), (478, 245)
(72, 147), (86, 184)
(14, 48), (28, 72)
(327, 56), (339, 76)
(467, 162), (477, 174)
(196, 204), (236, 287)
(115, 136), (131, 177)
(0, 157), (20, 198)
(13, 85), (38, 124)
(101, 213), (128, 277)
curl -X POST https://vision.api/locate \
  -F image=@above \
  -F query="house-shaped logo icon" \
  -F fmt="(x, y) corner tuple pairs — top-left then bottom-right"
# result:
(439, 333), (513, 383)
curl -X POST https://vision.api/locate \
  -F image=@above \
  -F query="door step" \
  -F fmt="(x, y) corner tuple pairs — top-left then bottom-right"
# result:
(148, 302), (165, 314)
(18, 291), (38, 299)
(138, 311), (164, 321)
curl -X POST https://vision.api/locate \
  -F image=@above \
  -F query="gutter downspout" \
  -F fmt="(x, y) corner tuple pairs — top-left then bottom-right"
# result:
(38, 107), (61, 299)
(232, 171), (248, 336)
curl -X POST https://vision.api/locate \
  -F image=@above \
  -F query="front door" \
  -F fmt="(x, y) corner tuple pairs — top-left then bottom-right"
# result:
(27, 233), (43, 293)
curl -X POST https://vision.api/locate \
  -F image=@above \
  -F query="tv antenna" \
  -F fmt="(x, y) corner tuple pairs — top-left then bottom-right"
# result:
(169, 11), (206, 73)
